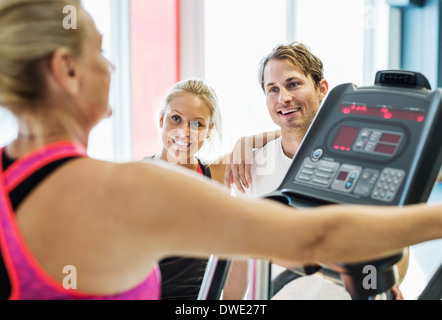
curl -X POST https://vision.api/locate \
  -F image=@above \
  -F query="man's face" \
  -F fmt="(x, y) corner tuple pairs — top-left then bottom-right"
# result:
(263, 58), (327, 134)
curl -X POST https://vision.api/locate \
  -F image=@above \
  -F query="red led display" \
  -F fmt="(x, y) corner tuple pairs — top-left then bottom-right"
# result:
(337, 171), (349, 181)
(375, 143), (397, 155)
(380, 133), (402, 144)
(339, 104), (425, 123)
(332, 126), (360, 151)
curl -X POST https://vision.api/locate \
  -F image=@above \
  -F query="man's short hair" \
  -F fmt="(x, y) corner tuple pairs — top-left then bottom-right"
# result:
(258, 42), (324, 91)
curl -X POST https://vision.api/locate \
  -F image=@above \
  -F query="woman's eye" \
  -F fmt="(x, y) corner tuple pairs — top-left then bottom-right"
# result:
(171, 115), (181, 122)
(190, 121), (203, 129)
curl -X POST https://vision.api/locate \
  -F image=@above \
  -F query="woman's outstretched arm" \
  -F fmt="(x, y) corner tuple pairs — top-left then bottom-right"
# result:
(28, 157), (441, 295)
(120, 160), (442, 267)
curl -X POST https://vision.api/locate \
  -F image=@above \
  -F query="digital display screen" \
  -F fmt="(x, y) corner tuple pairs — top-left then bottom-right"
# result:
(380, 133), (402, 144)
(337, 171), (349, 181)
(332, 126), (360, 151)
(339, 104), (425, 123)
(375, 143), (397, 155)
(332, 125), (403, 157)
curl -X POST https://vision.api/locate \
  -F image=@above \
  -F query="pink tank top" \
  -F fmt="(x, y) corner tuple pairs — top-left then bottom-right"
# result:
(0, 141), (161, 300)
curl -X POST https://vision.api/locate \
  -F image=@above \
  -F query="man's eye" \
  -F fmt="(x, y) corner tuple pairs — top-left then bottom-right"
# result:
(268, 87), (278, 94)
(288, 82), (299, 89)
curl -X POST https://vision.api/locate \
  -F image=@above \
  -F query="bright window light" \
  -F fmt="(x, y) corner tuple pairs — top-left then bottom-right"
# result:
(82, 0), (116, 161)
(204, 0), (390, 153)
(204, 0), (287, 154)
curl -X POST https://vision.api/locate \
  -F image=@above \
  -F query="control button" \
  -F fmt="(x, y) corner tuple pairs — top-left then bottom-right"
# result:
(295, 158), (339, 188)
(311, 148), (323, 161)
(316, 173), (331, 179)
(331, 164), (362, 193)
(353, 128), (403, 158)
(354, 168), (379, 197)
(312, 178), (329, 186)
(371, 168), (406, 203)
(354, 185), (370, 196)
(297, 175), (312, 181)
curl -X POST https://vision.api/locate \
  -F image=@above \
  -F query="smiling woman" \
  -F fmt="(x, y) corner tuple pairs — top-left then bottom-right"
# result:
(159, 94), (213, 165)
(146, 78), (226, 300)
(155, 78), (223, 169)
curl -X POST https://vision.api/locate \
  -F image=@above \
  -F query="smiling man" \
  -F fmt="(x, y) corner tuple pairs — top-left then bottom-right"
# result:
(225, 43), (408, 300)
(225, 43), (337, 300)
(240, 42), (328, 198)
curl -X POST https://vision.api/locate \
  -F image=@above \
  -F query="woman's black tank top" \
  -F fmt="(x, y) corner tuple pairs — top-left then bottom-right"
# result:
(152, 157), (212, 300)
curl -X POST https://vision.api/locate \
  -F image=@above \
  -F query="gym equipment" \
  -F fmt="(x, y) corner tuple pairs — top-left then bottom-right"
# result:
(200, 70), (442, 300)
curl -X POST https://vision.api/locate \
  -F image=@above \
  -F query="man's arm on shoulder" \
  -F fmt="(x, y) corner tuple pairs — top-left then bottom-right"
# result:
(222, 130), (281, 192)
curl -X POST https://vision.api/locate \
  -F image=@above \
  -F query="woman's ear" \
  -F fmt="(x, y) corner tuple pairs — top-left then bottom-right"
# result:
(159, 114), (164, 129)
(50, 48), (80, 97)
(206, 122), (215, 140)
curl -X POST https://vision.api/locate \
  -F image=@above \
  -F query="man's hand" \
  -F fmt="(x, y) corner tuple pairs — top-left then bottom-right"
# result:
(223, 130), (281, 193)
(392, 283), (404, 300)
(224, 136), (254, 193)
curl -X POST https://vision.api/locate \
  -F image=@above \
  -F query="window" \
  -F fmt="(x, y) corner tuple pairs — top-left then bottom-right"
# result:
(82, 0), (115, 161)
(0, 0), (132, 162)
(204, 0), (393, 153)
(204, 0), (287, 154)
(0, 109), (17, 148)
(83, 0), (132, 162)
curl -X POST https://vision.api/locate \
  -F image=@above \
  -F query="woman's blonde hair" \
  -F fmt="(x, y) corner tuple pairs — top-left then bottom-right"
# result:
(0, 0), (84, 111)
(157, 78), (223, 164)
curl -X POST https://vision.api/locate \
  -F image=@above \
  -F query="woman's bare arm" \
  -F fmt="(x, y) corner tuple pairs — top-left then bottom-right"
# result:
(24, 158), (441, 294)
(122, 160), (442, 267)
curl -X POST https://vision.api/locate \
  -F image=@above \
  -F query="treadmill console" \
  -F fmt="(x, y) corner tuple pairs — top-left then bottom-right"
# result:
(254, 70), (442, 300)
(201, 71), (442, 300)
(278, 71), (442, 207)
